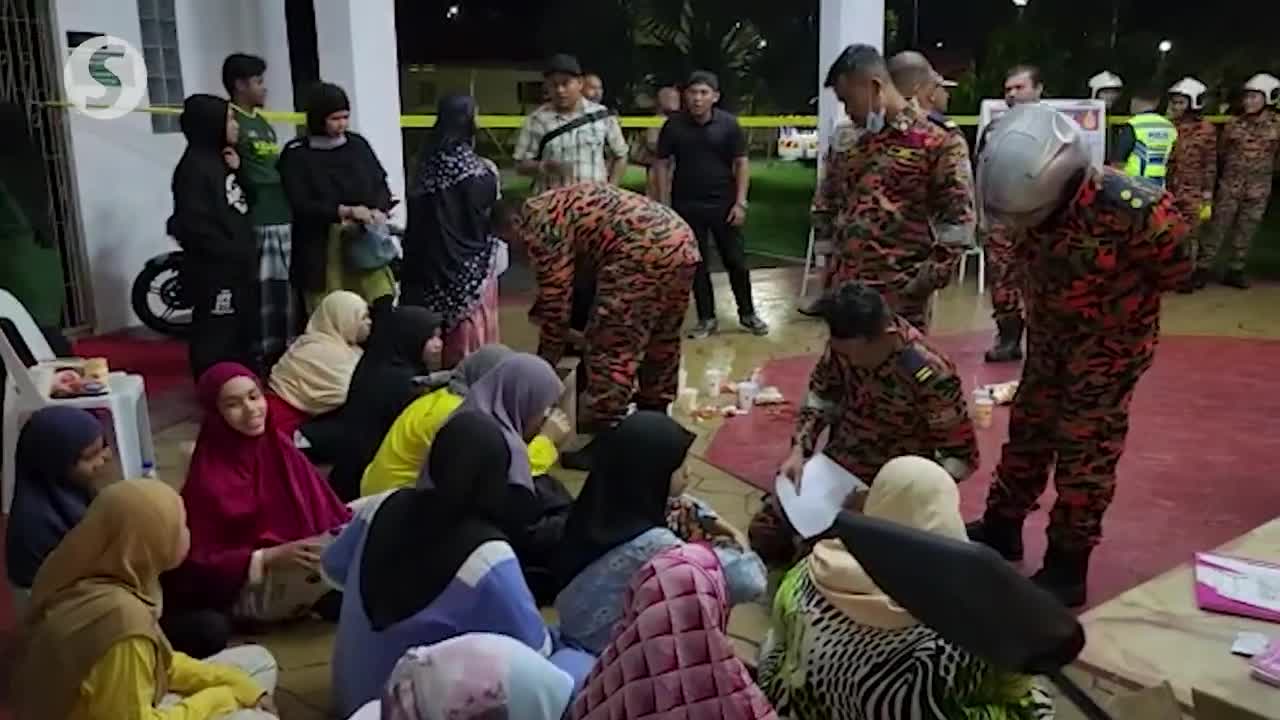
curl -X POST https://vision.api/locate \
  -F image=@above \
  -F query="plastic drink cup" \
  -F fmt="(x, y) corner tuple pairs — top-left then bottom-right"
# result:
(972, 387), (994, 429)
(737, 381), (759, 414)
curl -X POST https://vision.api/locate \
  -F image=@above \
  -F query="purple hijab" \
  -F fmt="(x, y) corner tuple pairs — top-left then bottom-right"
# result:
(418, 353), (563, 492)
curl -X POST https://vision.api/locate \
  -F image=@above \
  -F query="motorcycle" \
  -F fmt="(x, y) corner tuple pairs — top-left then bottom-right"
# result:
(131, 243), (192, 338)
(131, 223), (406, 339)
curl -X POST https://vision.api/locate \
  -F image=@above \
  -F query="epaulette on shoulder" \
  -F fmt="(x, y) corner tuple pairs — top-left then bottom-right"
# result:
(1099, 171), (1162, 213)
(897, 344), (939, 385)
(927, 111), (959, 133)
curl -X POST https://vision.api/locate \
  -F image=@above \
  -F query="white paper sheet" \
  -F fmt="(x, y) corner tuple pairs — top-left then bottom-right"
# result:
(776, 453), (865, 538)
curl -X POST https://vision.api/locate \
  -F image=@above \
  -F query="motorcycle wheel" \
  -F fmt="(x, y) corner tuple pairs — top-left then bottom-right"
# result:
(131, 257), (193, 338)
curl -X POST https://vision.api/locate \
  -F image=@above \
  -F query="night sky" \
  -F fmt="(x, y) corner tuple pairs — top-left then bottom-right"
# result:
(393, 0), (1280, 67)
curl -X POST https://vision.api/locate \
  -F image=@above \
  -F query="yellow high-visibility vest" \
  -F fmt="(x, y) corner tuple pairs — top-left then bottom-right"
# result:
(1124, 112), (1178, 184)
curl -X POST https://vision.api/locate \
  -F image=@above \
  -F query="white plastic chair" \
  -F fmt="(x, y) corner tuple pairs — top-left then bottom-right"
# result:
(0, 289), (54, 363)
(1, 302), (155, 514)
(957, 245), (986, 295)
(799, 229), (833, 300)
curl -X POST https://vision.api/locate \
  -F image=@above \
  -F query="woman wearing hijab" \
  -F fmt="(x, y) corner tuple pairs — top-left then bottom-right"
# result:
(6, 408), (112, 601)
(267, 289), (370, 436)
(416, 353), (573, 595)
(169, 93), (258, 378)
(758, 457), (1055, 720)
(5, 408), (231, 657)
(553, 412), (766, 654)
(572, 544), (776, 720)
(359, 346), (563, 497)
(402, 95), (502, 366)
(279, 81), (395, 312)
(367, 633), (576, 720)
(13, 479), (279, 720)
(165, 363), (351, 624)
(326, 305), (443, 500)
(322, 411), (558, 717)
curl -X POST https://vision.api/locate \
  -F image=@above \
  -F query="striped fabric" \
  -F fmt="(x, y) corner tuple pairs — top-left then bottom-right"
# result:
(758, 567), (1055, 720)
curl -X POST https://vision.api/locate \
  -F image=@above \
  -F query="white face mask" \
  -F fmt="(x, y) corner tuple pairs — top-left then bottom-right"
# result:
(864, 109), (885, 133)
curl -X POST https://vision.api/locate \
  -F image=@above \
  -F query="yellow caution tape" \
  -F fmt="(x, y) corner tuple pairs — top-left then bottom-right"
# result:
(46, 102), (1236, 128)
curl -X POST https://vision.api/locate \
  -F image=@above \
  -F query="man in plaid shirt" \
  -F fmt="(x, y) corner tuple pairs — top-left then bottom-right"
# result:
(514, 54), (629, 193)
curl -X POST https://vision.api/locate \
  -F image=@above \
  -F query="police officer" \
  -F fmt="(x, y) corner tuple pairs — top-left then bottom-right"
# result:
(968, 103), (1191, 608)
(1199, 73), (1280, 289)
(749, 281), (978, 569)
(1109, 86), (1178, 187)
(813, 45), (976, 332)
(1166, 77), (1218, 292)
(1088, 71), (1124, 111)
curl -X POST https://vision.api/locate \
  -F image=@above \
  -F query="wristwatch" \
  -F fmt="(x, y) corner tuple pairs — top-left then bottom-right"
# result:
(735, 200), (750, 210)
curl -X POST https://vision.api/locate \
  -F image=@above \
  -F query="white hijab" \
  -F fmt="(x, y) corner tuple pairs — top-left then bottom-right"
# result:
(268, 290), (369, 415)
(809, 455), (968, 629)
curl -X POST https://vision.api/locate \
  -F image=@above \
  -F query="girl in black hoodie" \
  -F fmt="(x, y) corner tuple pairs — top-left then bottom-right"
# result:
(170, 94), (259, 378)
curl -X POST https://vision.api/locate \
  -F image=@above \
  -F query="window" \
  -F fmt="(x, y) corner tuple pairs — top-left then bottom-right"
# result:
(137, 0), (184, 133)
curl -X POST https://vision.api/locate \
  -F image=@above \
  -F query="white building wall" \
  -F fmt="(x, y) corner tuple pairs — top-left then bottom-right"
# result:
(51, 0), (294, 332)
(818, 0), (884, 161)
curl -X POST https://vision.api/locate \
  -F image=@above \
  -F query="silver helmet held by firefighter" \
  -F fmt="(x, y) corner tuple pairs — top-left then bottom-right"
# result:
(978, 103), (1090, 230)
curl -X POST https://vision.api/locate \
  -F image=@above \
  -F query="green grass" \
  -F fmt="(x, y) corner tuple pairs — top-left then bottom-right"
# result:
(501, 161), (817, 262)
(502, 162), (1280, 277)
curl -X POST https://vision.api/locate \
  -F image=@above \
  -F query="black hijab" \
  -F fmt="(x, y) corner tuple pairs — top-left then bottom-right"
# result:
(553, 411), (696, 589)
(359, 410), (512, 630)
(403, 95), (499, 326)
(305, 82), (351, 137)
(327, 306), (443, 501)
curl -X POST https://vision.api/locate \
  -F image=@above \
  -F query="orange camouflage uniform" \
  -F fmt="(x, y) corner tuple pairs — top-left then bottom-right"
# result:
(1201, 111), (1280, 272)
(522, 183), (700, 424)
(1166, 115), (1218, 268)
(814, 105), (976, 330)
(748, 316), (978, 567)
(985, 169), (1191, 549)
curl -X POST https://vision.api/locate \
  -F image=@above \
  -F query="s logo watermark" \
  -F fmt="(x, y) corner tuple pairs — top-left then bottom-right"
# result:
(62, 34), (147, 120)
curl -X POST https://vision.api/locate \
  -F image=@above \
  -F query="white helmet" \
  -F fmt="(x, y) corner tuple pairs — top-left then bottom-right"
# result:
(1243, 73), (1280, 106)
(1088, 71), (1124, 99)
(978, 103), (1089, 231)
(1168, 77), (1208, 110)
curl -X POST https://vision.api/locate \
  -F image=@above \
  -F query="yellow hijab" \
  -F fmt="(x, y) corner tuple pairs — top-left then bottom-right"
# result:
(809, 456), (968, 629)
(269, 290), (369, 415)
(14, 479), (186, 720)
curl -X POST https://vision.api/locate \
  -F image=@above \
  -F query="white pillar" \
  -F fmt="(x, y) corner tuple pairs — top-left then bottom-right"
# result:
(818, 0), (884, 161)
(314, 0), (406, 224)
(253, 0), (295, 139)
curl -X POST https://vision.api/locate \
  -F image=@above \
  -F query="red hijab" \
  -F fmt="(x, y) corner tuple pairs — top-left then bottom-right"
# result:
(165, 363), (350, 610)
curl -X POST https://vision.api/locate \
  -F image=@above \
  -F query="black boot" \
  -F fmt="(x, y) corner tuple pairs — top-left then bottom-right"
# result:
(965, 513), (1025, 562)
(983, 317), (1024, 363)
(1223, 270), (1250, 289)
(1031, 544), (1092, 608)
(1192, 268), (1210, 290)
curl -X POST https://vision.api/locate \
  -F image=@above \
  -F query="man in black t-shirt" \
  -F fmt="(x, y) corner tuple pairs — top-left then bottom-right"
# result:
(655, 71), (768, 339)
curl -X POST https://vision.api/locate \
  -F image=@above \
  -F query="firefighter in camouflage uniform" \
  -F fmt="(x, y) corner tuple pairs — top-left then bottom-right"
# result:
(748, 282), (978, 569)
(812, 44), (976, 332)
(1165, 77), (1218, 293)
(1198, 73), (1280, 289)
(494, 183), (700, 468)
(968, 104), (1191, 608)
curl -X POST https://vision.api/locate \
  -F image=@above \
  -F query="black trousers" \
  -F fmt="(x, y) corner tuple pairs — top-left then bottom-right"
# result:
(675, 202), (755, 321)
(187, 274), (260, 380)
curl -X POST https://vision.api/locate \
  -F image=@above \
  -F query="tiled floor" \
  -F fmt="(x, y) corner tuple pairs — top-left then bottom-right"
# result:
(143, 269), (1280, 719)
